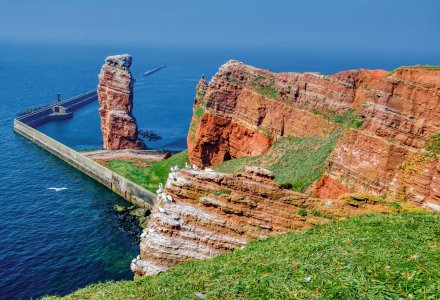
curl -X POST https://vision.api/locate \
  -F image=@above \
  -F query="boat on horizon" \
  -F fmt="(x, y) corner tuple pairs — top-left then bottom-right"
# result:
(143, 65), (166, 76)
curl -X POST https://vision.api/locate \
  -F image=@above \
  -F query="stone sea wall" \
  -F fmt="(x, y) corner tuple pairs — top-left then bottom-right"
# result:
(15, 90), (97, 127)
(14, 119), (156, 208)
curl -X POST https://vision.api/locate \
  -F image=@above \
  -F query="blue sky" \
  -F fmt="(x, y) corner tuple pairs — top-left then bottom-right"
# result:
(1, 0), (439, 52)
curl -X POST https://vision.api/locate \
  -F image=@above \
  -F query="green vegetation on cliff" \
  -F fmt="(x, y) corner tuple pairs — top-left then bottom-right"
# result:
(387, 65), (440, 77)
(46, 213), (439, 300)
(215, 133), (338, 192)
(311, 108), (364, 128)
(215, 110), (363, 192)
(106, 151), (189, 193)
(251, 82), (279, 99)
(425, 133), (440, 157)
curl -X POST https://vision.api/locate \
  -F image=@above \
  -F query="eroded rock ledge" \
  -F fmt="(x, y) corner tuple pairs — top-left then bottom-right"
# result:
(98, 54), (143, 150)
(131, 167), (401, 276)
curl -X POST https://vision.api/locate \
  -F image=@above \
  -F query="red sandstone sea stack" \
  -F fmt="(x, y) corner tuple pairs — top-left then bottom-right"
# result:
(97, 54), (143, 150)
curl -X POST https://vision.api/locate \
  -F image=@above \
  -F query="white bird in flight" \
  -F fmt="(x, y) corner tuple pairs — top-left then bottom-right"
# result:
(47, 187), (68, 192)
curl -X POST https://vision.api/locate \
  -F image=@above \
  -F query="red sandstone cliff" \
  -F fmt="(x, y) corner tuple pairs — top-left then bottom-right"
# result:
(187, 61), (440, 209)
(131, 166), (402, 276)
(98, 54), (143, 150)
(130, 62), (437, 277)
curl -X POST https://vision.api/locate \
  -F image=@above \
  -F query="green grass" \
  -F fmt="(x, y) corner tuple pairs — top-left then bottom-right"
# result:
(420, 65), (440, 70)
(106, 150), (189, 193)
(297, 209), (307, 217)
(311, 209), (333, 219)
(46, 213), (440, 299)
(311, 108), (364, 128)
(215, 133), (339, 193)
(251, 83), (279, 99)
(214, 110), (364, 192)
(387, 65), (440, 77)
(214, 189), (232, 196)
(194, 106), (205, 119)
(425, 133), (440, 157)
(226, 76), (241, 85)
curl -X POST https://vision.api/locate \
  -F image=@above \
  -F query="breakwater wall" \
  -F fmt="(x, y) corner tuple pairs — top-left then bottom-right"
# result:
(14, 119), (156, 208)
(16, 90), (98, 127)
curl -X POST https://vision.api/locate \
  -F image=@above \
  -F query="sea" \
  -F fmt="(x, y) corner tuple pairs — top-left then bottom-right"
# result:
(0, 42), (437, 299)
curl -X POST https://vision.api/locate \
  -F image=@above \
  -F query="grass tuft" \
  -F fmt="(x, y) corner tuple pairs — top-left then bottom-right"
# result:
(251, 83), (279, 99)
(194, 106), (205, 119)
(425, 133), (440, 157)
(297, 209), (308, 217)
(214, 189), (232, 196)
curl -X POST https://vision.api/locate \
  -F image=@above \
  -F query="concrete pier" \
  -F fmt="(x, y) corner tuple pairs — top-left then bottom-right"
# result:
(13, 91), (157, 208)
(16, 90), (98, 127)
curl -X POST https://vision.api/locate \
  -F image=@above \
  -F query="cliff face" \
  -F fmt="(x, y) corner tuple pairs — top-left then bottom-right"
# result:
(98, 54), (143, 150)
(129, 62), (437, 278)
(188, 62), (440, 209)
(131, 167), (399, 276)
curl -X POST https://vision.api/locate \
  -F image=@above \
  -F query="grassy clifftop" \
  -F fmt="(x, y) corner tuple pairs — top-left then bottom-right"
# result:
(46, 213), (439, 299)
(105, 150), (189, 193)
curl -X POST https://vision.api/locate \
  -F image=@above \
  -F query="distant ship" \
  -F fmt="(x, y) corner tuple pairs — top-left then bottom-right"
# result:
(143, 65), (166, 76)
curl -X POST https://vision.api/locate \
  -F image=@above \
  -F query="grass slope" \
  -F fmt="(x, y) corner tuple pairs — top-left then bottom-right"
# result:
(214, 110), (363, 193)
(215, 134), (338, 192)
(47, 213), (439, 300)
(106, 150), (189, 193)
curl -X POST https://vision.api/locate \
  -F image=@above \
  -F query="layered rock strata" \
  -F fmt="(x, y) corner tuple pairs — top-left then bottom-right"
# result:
(98, 54), (143, 150)
(131, 167), (401, 276)
(188, 61), (440, 208)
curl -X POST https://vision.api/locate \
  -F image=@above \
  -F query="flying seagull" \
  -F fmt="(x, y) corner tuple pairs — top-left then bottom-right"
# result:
(47, 187), (68, 192)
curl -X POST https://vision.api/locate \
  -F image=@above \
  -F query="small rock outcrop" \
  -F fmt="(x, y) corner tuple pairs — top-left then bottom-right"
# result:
(131, 166), (401, 277)
(98, 54), (143, 150)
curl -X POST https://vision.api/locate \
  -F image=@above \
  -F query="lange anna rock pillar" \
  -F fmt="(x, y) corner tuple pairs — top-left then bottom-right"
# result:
(97, 54), (143, 150)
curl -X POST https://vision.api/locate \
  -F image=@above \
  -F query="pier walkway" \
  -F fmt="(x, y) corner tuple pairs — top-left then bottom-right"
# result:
(13, 90), (156, 208)
(16, 90), (98, 127)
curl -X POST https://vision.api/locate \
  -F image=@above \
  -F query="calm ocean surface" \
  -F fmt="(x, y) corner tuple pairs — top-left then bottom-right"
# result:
(0, 42), (437, 299)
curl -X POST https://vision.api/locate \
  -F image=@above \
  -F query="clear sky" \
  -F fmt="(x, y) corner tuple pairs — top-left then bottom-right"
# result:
(1, 0), (439, 52)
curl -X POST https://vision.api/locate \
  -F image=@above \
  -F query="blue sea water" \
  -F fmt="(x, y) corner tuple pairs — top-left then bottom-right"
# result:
(0, 42), (437, 299)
